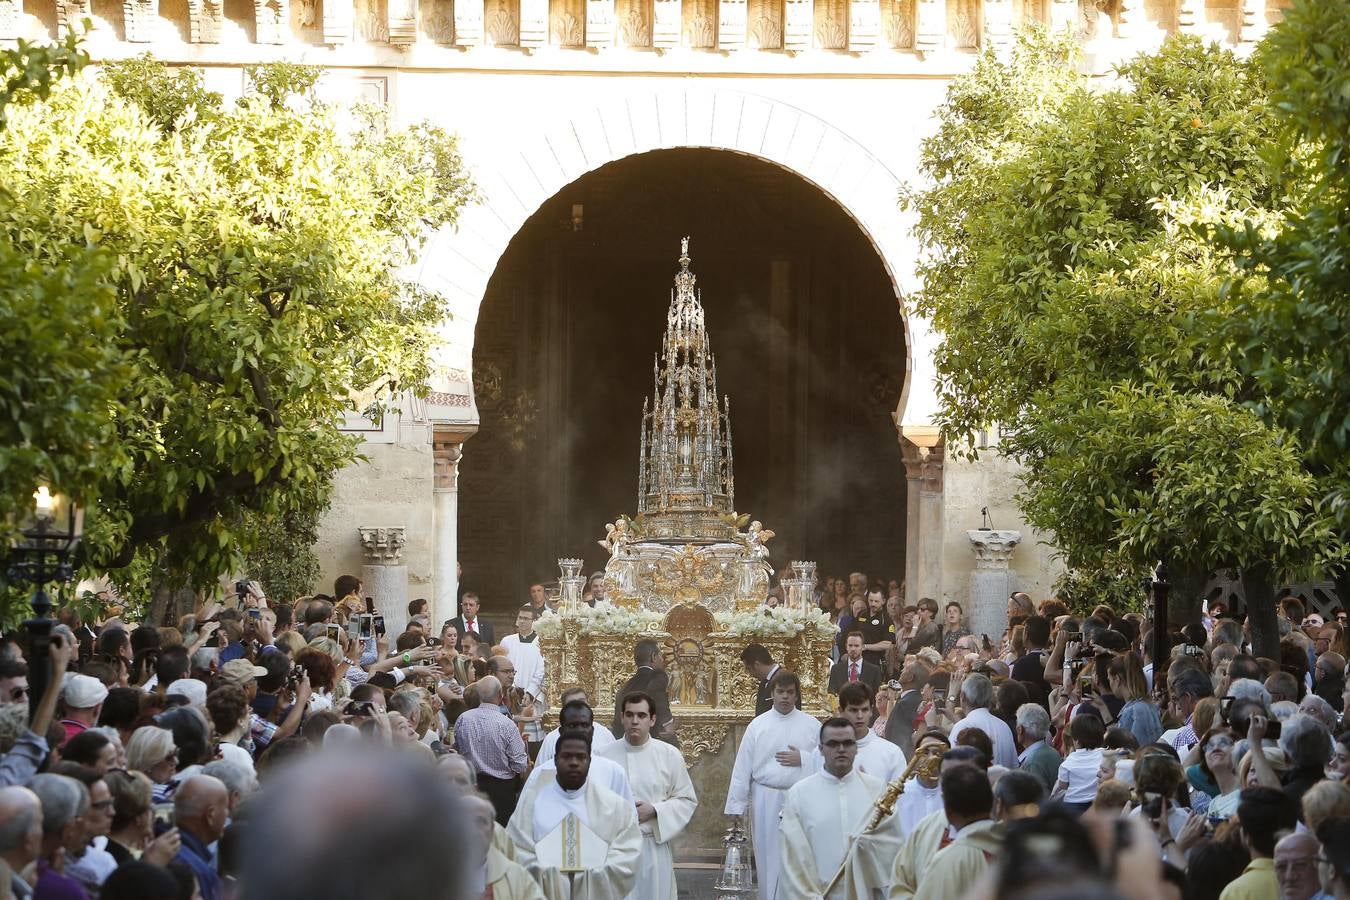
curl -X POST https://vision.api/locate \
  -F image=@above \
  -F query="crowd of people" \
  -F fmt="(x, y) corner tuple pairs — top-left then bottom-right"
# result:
(0, 569), (1348, 900)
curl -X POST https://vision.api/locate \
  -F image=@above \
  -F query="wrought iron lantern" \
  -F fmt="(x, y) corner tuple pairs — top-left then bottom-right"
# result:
(6, 485), (84, 716)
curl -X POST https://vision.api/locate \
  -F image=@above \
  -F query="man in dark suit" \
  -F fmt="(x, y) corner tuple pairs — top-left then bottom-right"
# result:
(827, 631), (883, 694)
(740, 643), (799, 716)
(882, 660), (929, 759)
(447, 592), (494, 651)
(612, 639), (676, 742)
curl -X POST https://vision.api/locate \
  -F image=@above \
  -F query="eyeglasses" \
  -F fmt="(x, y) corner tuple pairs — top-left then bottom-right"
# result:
(1205, 738), (1235, 753)
(90, 799), (114, 811)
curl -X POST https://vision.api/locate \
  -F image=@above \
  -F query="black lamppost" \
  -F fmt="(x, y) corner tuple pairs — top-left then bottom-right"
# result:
(6, 485), (84, 719)
(1149, 561), (1171, 699)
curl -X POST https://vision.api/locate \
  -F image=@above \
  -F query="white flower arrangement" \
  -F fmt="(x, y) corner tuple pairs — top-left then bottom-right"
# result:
(533, 603), (665, 638)
(713, 605), (834, 637)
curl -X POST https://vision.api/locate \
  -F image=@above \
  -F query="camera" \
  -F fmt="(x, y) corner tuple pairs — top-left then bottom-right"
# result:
(885, 679), (903, 691)
(247, 608), (261, 620)
(235, 580), (249, 600)
(932, 688), (947, 702)
(349, 701), (376, 717)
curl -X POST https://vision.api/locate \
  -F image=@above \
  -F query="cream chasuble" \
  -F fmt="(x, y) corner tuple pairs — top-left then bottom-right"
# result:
(724, 707), (821, 900)
(507, 771), (642, 900)
(482, 847), (546, 900)
(777, 768), (904, 900)
(887, 808), (948, 900)
(911, 819), (1003, 900)
(598, 737), (698, 900)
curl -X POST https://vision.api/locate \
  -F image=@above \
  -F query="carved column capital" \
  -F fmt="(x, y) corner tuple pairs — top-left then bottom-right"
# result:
(359, 526), (407, 565)
(967, 529), (1021, 570)
(433, 439), (463, 491)
(900, 435), (944, 491)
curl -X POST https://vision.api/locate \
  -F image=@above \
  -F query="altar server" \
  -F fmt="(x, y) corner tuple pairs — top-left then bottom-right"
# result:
(724, 671), (820, 900)
(779, 717), (906, 900)
(888, 746), (986, 900)
(508, 730), (642, 900)
(598, 690), (698, 900)
(525, 701), (633, 804)
(807, 683), (907, 783)
(894, 731), (949, 838)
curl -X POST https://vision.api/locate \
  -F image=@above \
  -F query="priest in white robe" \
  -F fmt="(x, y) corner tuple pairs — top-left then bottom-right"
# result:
(525, 702), (634, 804)
(598, 690), (698, 900)
(508, 730), (642, 900)
(806, 683), (907, 783)
(724, 671), (821, 900)
(539, 688), (617, 764)
(912, 763), (1003, 900)
(778, 716), (907, 900)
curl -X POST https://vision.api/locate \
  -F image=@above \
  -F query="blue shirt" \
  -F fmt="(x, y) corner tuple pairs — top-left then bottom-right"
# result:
(174, 830), (221, 900)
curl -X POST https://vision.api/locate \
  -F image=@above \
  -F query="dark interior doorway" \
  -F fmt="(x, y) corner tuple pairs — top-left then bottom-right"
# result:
(460, 148), (907, 612)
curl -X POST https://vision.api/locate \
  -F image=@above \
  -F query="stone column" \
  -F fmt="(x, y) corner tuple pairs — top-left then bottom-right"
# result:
(901, 435), (944, 606)
(359, 526), (409, 638)
(966, 529), (1020, 642)
(432, 430), (473, 628)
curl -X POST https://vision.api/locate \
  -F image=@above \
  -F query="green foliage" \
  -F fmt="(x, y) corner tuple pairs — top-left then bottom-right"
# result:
(1053, 563), (1150, 616)
(1215, 0), (1350, 519)
(242, 482), (331, 603)
(0, 27), (87, 126)
(905, 29), (1340, 586)
(244, 62), (321, 108)
(0, 55), (475, 592)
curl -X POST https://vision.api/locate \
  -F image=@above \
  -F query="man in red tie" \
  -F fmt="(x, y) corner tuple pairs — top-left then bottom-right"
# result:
(449, 592), (495, 651)
(828, 632), (882, 694)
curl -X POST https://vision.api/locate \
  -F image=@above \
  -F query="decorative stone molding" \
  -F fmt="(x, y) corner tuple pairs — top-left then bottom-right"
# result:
(485, 0), (517, 44)
(983, 0), (1011, 53)
(1239, 0), (1267, 44)
(952, 0), (976, 49)
(783, 0), (809, 50)
(1176, 0), (1203, 34)
(618, 0), (648, 46)
(520, 0), (547, 47)
(913, 0), (943, 56)
(359, 526), (408, 565)
(56, 0), (91, 30)
(125, 0), (158, 41)
(718, 0), (746, 50)
(324, 0), (353, 42)
(967, 529), (1021, 570)
(433, 438), (464, 492)
(387, 0), (417, 44)
(748, 0), (781, 49)
(452, 0), (482, 42)
(552, 0), (583, 44)
(815, 0), (846, 49)
(0, 0), (22, 39)
(652, 0), (678, 47)
(848, 0), (879, 51)
(586, 0), (613, 48)
(187, 0), (223, 40)
(255, 0), (289, 43)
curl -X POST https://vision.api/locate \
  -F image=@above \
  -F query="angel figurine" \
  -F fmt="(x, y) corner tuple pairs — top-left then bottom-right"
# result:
(745, 521), (775, 570)
(599, 518), (632, 563)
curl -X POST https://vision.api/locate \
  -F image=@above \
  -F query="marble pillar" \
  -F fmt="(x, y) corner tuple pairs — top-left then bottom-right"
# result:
(966, 529), (1020, 642)
(359, 526), (409, 638)
(901, 436), (944, 605)
(432, 430), (471, 628)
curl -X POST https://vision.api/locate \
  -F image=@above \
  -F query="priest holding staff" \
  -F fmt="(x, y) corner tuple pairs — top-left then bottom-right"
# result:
(778, 717), (906, 899)
(598, 690), (698, 900)
(724, 671), (822, 900)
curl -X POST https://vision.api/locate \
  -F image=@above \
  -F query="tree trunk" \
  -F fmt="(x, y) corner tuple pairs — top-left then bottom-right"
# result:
(1168, 562), (1210, 628)
(1242, 562), (1279, 660)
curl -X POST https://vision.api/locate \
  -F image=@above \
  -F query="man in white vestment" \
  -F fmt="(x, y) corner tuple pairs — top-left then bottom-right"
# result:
(524, 701), (633, 804)
(500, 606), (547, 750)
(507, 729), (642, 900)
(894, 731), (949, 839)
(889, 746), (987, 900)
(724, 671), (821, 900)
(807, 683), (906, 782)
(598, 690), (698, 900)
(538, 688), (617, 764)
(778, 717), (906, 900)
(464, 792), (545, 900)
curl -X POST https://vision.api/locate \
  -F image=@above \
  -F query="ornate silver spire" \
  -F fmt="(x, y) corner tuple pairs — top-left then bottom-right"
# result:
(636, 239), (737, 540)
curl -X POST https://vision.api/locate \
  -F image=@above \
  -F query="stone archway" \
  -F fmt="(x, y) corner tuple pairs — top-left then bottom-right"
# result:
(414, 84), (938, 429)
(415, 85), (945, 617)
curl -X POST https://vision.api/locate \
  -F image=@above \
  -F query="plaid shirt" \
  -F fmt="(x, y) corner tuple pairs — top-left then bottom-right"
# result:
(250, 712), (279, 749)
(1171, 718), (1198, 752)
(452, 705), (528, 780)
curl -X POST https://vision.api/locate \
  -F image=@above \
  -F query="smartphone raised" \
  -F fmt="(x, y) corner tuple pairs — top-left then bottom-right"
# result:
(373, 615), (386, 636)
(365, 596), (376, 615)
(359, 614), (373, 639)
(325, 623), (343, 642)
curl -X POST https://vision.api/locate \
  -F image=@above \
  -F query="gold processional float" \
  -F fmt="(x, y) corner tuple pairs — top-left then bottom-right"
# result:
(534, 239), (835, 858)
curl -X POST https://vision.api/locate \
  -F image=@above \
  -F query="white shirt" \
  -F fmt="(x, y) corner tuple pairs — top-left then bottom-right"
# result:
(1056, 748), (1104, 803)
(537, 723), (616, 764)
(500, 633), (545, 699)
(896, 778), (942, 837)
(526, 753), (634, 804)
(949, 707), (1019, 768)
